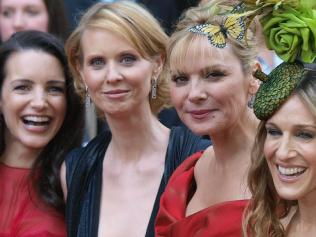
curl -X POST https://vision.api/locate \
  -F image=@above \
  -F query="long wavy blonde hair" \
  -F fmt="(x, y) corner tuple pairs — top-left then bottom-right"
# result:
(243, 69), (316, 237)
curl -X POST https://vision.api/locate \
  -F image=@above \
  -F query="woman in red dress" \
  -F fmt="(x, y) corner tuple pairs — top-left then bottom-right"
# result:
(155, 0), (260, 236)
(0, 31), (83, 237)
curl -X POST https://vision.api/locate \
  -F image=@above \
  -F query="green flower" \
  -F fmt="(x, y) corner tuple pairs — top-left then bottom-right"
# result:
(261, 5), (316, 63)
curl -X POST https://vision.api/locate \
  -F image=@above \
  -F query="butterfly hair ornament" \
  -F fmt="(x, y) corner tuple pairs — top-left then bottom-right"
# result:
(188, 13), (246, 48)
(244, 0), (316, 120)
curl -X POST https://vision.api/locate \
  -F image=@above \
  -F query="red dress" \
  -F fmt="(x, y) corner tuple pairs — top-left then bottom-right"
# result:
(0, 163), (66, 237)
(155, 151), (248, 237)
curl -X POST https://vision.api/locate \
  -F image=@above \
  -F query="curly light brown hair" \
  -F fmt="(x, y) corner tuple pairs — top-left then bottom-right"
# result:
(243, 69), (316, 237)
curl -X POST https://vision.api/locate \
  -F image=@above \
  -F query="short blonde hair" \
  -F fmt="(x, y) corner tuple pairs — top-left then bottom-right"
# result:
(65, 1), (170, 115)
(166, 0), (258, 80)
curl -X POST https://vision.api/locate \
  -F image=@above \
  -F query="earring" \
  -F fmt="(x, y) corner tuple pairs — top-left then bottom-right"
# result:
(151, 78), (157, 99)
(247, 95), (255, 108)
(85, 84), (92, 107)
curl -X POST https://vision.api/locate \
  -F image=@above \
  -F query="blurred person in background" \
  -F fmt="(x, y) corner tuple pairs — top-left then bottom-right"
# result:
(0, 0), (69, 42)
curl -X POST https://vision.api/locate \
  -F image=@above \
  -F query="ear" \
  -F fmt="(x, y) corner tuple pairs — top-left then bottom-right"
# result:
(152, 54), (164, 79)
(248, 62), (261, 95)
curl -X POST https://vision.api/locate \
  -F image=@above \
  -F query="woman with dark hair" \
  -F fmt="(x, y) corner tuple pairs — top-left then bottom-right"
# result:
(0, 30), (84, 236)
(0, 0), (69, 42)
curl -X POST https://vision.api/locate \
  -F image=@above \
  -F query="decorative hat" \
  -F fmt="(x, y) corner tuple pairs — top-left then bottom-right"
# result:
(241, 0), (316, 120)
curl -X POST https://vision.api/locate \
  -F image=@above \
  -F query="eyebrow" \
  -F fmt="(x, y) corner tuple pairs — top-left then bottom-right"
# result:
(266, 122), (316, 129)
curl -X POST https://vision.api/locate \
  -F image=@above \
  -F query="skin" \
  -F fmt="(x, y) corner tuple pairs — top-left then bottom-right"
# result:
(264, 94), (316, 235)
(0, 50), (66, 168)
(79, 28), (159, 119)
(61, 27), (170, 237)
(0, 0), (49, 42)
(169, 37), (258, 216)
(170, 37), (255, 137)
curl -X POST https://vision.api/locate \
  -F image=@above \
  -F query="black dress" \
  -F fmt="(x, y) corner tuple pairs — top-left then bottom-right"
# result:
(65, 126), (210, 237)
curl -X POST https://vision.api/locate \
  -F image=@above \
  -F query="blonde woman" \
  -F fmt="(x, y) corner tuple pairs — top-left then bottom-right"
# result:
(61, 2), (209, 237)
(154, 0), (260, 236)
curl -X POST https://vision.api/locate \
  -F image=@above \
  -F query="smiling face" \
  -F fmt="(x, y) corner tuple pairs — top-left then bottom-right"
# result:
(0, 50), (67, 151)
(0, 0), (49, 42)
(264, 94), (316, 202)
(169, 37), (254, 136)
(79, 28), (161, 117)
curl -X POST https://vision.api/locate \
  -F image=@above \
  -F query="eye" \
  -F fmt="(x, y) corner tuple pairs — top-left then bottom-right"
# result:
(1, 9), (13, 18)
(13, 85), (31, 92)
(171, 75), (189, 86)
(26, 8), (40, 16)
(47, 86), (65, 94)
(296, 131), (314, 140)
(266, 127), (282, 137)
(120, 54), (136, 65)
(89, 57), (105, 69)
(205, 70), (225, 80)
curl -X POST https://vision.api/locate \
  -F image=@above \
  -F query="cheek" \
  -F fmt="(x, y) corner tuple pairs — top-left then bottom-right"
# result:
(0, 21), (13, 41)
(59, 97), (67, 114)
(170, 86), (185, 107)
(29, 19), (49, 32)
(82, 70), (102, 90)
(263, 140), (274, 162)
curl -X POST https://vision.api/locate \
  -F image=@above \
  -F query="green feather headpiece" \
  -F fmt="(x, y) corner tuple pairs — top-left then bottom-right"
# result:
(253, 61), (306, 120)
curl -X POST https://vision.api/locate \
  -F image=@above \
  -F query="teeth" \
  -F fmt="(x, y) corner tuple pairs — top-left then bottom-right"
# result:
(23, 116), (50, 122)
(278, 166), (306, 176)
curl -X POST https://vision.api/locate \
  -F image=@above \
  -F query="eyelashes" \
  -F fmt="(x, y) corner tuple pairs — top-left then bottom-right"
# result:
(171, 70), (226, 86)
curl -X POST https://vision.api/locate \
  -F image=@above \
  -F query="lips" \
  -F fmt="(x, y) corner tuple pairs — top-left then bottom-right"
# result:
(104, 89), (129, 94)
(22, 115), (51, 126)
(277, 165), (306, 177)
(187, 109), (215, 119)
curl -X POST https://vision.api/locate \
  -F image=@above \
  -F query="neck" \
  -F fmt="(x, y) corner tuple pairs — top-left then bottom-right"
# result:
(0, 142), (41, 168)
(105, 108), (169, 161)
(287, 200), (316, 236)
(297, 194), (316, 225)
(210, 110), (258, 165)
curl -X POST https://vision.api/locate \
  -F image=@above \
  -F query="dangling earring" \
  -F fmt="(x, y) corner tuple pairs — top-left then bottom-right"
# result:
(247, 95), (255, 108)
(151, 78), (157, 99)
(85, 84), (92, 107)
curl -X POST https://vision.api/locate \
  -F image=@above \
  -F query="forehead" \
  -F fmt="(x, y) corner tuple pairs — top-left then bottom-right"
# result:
(0, 0), (45, 8)
(170, 35), (241, 72)
(4, 50), (63, 79)
(269, 95), (316, 125)
(81, 28), (138, 55)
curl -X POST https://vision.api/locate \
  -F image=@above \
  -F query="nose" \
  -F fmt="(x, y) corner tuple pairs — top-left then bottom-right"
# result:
(30, 89), (48, 110)
(275, 136), (297, 161)
(188, 79), (207, 103)
(106, 62), (123, 83)
(12, 12), (26, 31)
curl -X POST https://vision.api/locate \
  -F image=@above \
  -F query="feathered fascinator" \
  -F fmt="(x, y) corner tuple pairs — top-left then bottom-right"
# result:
(240, 0), (316, 120)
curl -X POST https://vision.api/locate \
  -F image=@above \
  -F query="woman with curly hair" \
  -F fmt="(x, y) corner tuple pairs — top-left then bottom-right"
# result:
(243, 0), (316, 236)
